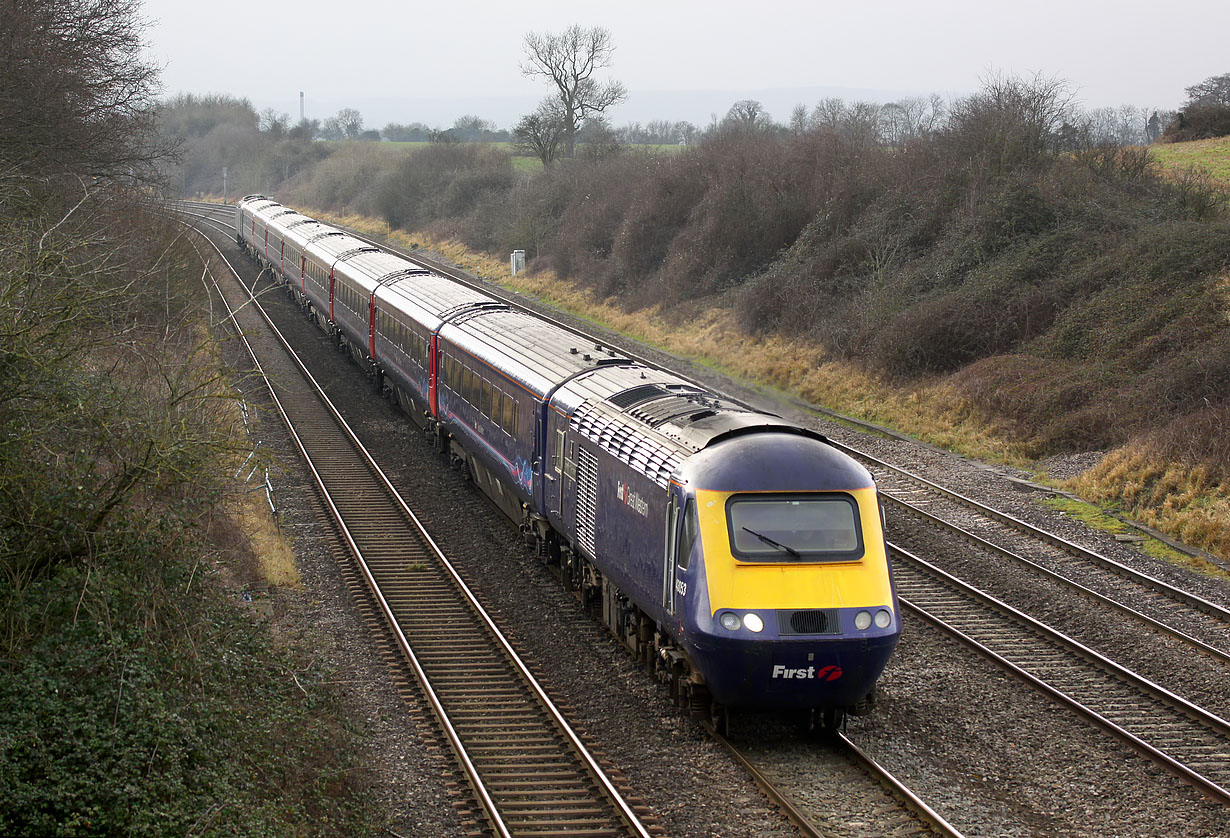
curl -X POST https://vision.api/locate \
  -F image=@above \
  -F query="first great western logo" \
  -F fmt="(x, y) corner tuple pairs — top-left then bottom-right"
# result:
(771, 664), (843, 681)
(615, 480), (650, 517)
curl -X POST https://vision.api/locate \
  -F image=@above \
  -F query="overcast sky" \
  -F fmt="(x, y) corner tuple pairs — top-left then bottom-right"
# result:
(141, 0), (1230, 129)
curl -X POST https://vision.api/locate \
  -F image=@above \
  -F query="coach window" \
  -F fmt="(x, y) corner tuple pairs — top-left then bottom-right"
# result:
(502, 394), (516, 436)
(480, 378), (492, 417)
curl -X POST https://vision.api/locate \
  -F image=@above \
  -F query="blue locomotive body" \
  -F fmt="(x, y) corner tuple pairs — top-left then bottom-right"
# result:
(236, 196), (901, 725)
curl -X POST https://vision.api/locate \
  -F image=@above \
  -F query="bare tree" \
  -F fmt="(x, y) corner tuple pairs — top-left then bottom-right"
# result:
(1, 0), (162, 206)
(452, 114), (498, 141)
(521, 25), (627, 158)
(336, 107), (364, 140)
(809, 98), (848, 129)
(944, 71), (1078, 170)
(1184, 72), (1230, 107)
(259, 108), (290, 138)
(881, 96), (944, 146)
(723, 99), (774, 130)
(514, 99), (567, 166)
(789, 104), (808, 134)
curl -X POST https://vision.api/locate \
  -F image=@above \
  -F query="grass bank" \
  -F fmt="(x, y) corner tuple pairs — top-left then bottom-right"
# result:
(298, 204), (1229, 566)
(1150, 136), (1230, 184)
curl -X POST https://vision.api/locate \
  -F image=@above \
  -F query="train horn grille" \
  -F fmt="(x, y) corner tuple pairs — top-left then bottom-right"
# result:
(777, 609), (841, 635)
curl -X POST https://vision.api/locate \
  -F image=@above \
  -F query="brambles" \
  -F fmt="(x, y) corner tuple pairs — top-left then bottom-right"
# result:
(2, 2), (387, 830)
(271, 73), (1229, 558)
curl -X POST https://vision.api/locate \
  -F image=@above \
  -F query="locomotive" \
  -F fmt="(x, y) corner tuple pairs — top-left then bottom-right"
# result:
(236, 195), (900, 730)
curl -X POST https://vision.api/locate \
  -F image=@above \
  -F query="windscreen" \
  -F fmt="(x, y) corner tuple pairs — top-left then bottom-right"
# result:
(726, 494), (863, 562)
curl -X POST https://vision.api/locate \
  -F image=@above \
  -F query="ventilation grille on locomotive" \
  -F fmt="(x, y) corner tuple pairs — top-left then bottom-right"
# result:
(574, 448), (599, 558)
(608, 383), (668, 410)
(777, 609), (842, 635)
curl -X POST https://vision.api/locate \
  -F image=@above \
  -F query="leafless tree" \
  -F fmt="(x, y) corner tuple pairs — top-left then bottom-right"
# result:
(944, 71), (1078, 171)
(789, 104), (809, 134)
(723, 99), (774, 130)
(881, 96), (945, 146)
(336, 107), (364, 140)
(1, 0), (162, 207)
(644, 120), (673, 143)
(1184, 72), (1230, 107)
(452, 114), (499, 141)
(259, 108), (290, 138)
(809, 98), (849, 129)
(521, 24), (627, 158)
(514, 99), (568, 166)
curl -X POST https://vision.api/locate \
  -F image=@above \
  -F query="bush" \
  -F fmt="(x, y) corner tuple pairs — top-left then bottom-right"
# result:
(372, 143), (513, 234)
(1163, 103), (1230, 142)
(0, 197), (380, 835)
(0, 560), (378, 836)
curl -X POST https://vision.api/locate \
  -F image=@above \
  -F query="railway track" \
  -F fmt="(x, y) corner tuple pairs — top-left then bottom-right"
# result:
(178, 196), (1230, 826)
(890, 543), (1230, 806)
(182, 213), (656, 838)
(716, 727), (965, 838)
(851, 443), (1230, 644)
(176, 199), (968, 837)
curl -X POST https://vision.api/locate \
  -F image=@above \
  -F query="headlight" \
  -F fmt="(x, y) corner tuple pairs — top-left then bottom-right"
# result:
(743, 613), (764, 633)
(854, 610), (872, 630)
(874, 609), (892, 628)
(719, 612), (742, 631)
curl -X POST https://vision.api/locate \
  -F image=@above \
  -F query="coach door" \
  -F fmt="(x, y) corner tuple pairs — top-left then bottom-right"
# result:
(663, 493), (679, 615)
(546, 419), (565, 518)
(663, 487), (697, 617)
(427, 335), (439, 417)
(328, 264), (335, 321)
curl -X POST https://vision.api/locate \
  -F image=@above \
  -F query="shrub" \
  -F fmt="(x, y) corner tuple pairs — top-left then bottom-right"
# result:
(1163, 103), (1230, 142)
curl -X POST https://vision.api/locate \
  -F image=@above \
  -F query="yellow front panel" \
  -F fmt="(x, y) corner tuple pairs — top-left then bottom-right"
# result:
(697, 488), (894, 613)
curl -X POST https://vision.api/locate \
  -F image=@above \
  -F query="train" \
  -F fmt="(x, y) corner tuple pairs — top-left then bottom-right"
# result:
(235, 195), (901, 731)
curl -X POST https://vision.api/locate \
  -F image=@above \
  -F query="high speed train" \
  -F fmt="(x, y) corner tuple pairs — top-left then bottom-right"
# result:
(236, 195), (900, 730)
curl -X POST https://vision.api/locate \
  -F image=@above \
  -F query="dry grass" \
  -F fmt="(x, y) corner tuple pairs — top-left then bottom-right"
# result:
(291, 206), (1229, 563)
(235, 492), (300, 587)
(213, 381), (300, 589)
(1065, 445), (1230, 567)
(305, 209), (1032, 466)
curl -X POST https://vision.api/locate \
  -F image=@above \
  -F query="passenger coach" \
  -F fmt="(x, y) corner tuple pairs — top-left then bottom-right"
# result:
(236, 195), (901, 730)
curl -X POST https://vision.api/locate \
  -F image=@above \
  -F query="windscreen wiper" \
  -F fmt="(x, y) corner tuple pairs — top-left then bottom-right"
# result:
(741, 527), (801, 559)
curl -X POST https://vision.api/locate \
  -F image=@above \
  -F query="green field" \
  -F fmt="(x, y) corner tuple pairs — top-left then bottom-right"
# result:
(1149, 136), (1230, 186)
(322, 139), (685, 173)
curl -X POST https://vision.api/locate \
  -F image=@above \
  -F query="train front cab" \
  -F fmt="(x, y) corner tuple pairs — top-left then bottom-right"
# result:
(666, 431), (900, 718)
